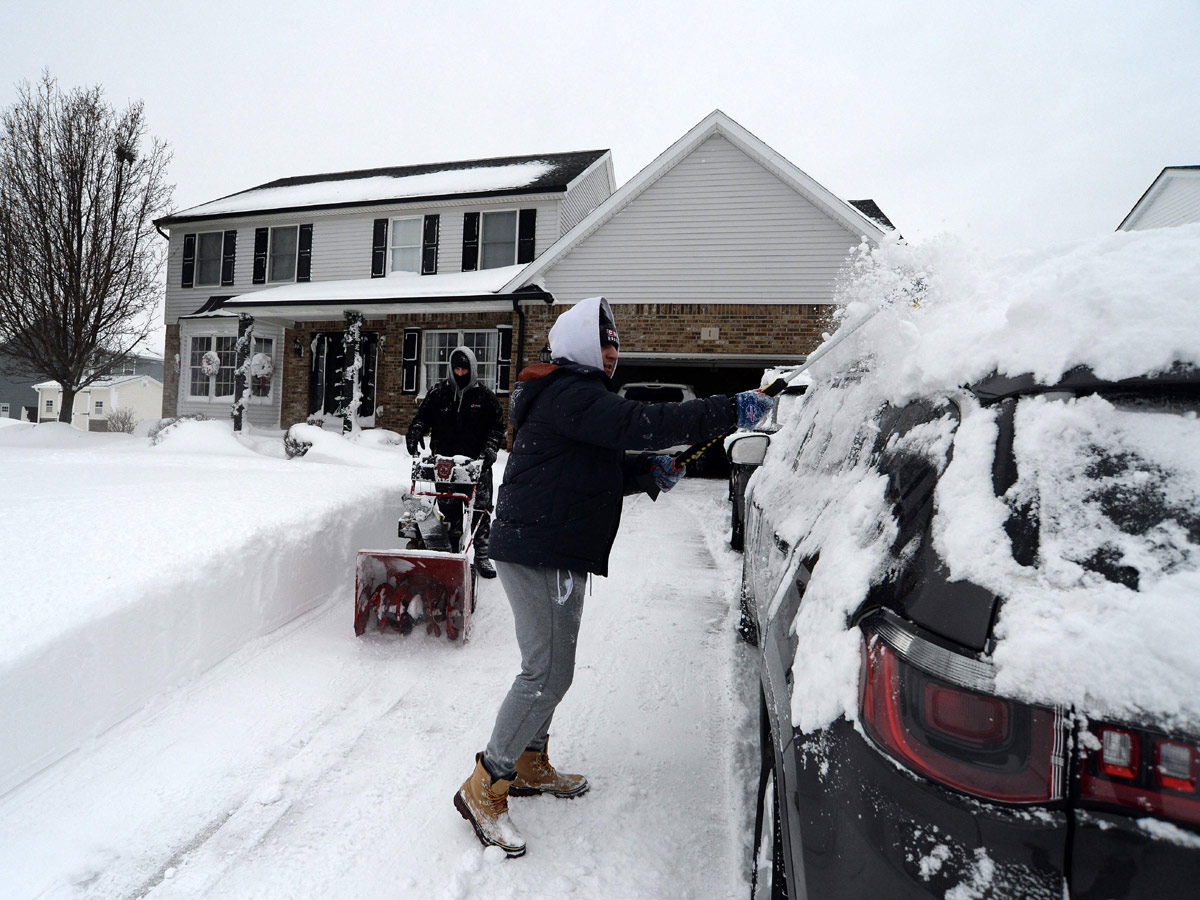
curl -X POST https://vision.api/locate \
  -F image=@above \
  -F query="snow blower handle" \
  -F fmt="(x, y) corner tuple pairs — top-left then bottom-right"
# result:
(672, 378), (788, 469)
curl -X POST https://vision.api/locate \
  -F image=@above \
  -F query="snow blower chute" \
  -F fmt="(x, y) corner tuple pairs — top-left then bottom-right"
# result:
(355, 454), (482, 642)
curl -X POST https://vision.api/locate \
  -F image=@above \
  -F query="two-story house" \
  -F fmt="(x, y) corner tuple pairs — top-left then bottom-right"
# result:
(3, 348), (163, 426)
(156, 110), (892, 437)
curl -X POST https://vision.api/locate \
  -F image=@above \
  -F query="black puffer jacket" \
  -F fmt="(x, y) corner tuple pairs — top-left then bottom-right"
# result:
(489, 360), (735, 576)
(408, 351), (505, 461)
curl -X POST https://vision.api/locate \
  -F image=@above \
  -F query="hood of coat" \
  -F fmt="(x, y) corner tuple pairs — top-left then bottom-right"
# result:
(449, 345), (479, 400)
(549, 296), (617, 377)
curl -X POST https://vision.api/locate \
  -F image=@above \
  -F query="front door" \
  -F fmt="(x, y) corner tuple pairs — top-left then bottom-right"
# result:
(308, 331), (379, 425)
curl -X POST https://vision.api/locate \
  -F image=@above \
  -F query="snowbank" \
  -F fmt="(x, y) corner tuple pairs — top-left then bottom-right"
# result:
(0, 421), (409, 795)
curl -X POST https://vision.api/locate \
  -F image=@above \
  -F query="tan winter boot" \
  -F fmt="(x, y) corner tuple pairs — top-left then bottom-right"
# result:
(509, 738), (590, 798)
(454, 753), (526, 858)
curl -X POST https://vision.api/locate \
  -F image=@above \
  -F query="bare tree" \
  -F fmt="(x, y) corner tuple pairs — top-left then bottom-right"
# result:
(0, 71), (172, 422)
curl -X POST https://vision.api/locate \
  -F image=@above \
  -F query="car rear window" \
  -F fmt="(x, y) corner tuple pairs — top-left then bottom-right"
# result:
(1010, 392), (1200, 590)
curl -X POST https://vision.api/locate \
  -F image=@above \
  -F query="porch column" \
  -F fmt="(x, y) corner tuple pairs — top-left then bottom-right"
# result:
(232, 313), (254, 432)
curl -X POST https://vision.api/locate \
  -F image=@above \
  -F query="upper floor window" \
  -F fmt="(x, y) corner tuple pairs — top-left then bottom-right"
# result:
(480, 211), (518, 269)
(422, 329), (498, 394)
(195, 231), (224, 286)
(390, 217), (422, 273)
(268, 225), (299, 283)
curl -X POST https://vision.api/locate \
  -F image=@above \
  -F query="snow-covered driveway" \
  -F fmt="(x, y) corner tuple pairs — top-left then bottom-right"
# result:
(0, 424), (756, 899)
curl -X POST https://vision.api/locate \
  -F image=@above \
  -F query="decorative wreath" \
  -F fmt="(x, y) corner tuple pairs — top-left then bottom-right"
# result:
(250, 352), (274, 379)
(199, 350), (222, 377)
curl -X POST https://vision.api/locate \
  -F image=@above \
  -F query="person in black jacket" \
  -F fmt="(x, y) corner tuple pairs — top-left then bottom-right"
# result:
(452, 296), (777, 857)
(405, 345), (505, 578)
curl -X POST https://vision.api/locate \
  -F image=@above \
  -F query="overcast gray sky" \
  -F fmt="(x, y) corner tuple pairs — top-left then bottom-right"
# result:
(4, 0), (1198, 255)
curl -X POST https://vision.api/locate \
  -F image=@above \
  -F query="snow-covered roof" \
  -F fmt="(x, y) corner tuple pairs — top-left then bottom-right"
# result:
(158, 150), (610, 226)
(32, 374), (162, 392)
(1117, 165), (1200, 231)
(505, 110), (890, 293)
(215, 265), (550, 322)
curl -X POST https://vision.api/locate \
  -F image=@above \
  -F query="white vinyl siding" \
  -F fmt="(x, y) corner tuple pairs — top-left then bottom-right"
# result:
(163, 198), (564, 326)
(542, 134), (862, 306)
(560, 160), (615, 235)
(1121, 171), (1200, 230)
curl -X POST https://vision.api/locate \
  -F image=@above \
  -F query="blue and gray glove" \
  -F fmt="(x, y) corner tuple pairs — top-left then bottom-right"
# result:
(650, 454), (685, 492)
(735, 390), (777, 430)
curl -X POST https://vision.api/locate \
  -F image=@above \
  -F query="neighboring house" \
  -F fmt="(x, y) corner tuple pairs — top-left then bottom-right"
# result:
(1, 347), (163, 423)
(1117, 166), (1200, 231)
(156, 110), (892, 436)
(34, 373), (164, 431)
(0, 351), (40, 422)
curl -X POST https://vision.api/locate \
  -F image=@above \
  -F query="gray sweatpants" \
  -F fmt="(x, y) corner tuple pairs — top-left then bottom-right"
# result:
(483, 560), (587, 778)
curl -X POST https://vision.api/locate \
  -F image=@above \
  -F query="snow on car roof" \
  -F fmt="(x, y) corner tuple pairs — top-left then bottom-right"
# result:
(760, 224), (1200, 735)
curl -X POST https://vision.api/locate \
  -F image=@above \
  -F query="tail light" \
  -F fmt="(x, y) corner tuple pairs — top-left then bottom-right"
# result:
(1080, 723), (1200, 826)
(860, 620), (1065, 803)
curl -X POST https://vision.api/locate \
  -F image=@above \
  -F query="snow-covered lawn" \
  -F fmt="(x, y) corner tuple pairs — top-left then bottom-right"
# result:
(0, 421), (756, 898)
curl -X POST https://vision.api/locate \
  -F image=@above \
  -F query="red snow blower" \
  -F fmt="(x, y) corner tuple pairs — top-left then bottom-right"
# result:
(354, 454), (482, 642)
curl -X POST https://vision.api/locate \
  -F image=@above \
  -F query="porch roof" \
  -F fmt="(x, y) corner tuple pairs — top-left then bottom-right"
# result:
(214, 265), (552, 324)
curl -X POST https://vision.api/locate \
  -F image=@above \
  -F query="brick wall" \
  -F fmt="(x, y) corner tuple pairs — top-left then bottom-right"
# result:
(276, 301), (835, 438)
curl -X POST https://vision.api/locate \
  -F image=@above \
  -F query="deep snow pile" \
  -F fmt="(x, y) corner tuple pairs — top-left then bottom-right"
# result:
(0, 422), (754, 899)
(0, 420), (407, 795)
(752, 224), (1200, 734)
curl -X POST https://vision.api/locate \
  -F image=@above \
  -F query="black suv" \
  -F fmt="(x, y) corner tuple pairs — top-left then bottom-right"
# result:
(742, 360), (1200, 899)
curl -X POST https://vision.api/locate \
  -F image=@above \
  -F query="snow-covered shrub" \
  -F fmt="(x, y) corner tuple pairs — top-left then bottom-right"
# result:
(283, 424), (312, 458)
(106, 406), (138, 434)
(149, 414), (208, 446)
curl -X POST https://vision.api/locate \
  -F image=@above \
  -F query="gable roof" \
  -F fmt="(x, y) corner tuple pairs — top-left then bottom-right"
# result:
(504, 110), (890, 292)
(158, 150), (611, 227)
(1117, 165), (1200, 231)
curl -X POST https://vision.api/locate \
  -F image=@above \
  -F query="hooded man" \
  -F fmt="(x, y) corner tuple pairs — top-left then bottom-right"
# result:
(453, 296), (777, 857)
(406, 345), (505, 577)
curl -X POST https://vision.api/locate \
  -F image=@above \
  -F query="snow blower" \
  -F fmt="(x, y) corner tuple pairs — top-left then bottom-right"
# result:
(355, 454), (482, 642)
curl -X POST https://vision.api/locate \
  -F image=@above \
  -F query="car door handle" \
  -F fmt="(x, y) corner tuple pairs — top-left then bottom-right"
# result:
(773, 532), (790, 554)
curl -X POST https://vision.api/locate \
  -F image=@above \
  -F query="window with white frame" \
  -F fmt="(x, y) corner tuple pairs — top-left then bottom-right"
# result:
(195, 231), (224, 287)
(94, 400), (104, 416)
(1, 402), (9, 417)
(250, 336), (274, 398)
(45, 398), (54, 413)
(422, 330), (498, 394)
(480, 210), (518, 269)
(268, 225), (299, 283)
(390, 217), (422, 273)
(188, 334), (238, 399)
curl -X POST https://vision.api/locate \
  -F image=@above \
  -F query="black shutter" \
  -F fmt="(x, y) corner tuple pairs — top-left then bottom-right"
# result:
(371, 218), (388, 277)
(220, 230), (237, 286)
(252, 228), (269, 284)
(181, 233), (196, 288)
(461, 212), (479, 271)
(421, 214), (440, 275)
(401, 327), (421, 394)
(517, 209), (536, 264)
(496, 324), (513, 393)
(297, 223), (313, 282)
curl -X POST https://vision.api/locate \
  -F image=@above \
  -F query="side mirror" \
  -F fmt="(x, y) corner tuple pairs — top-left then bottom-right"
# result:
(728, 433), (770, 465)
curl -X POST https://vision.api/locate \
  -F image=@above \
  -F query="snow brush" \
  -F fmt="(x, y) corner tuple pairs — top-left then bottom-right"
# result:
(672, 378), (788, 470)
